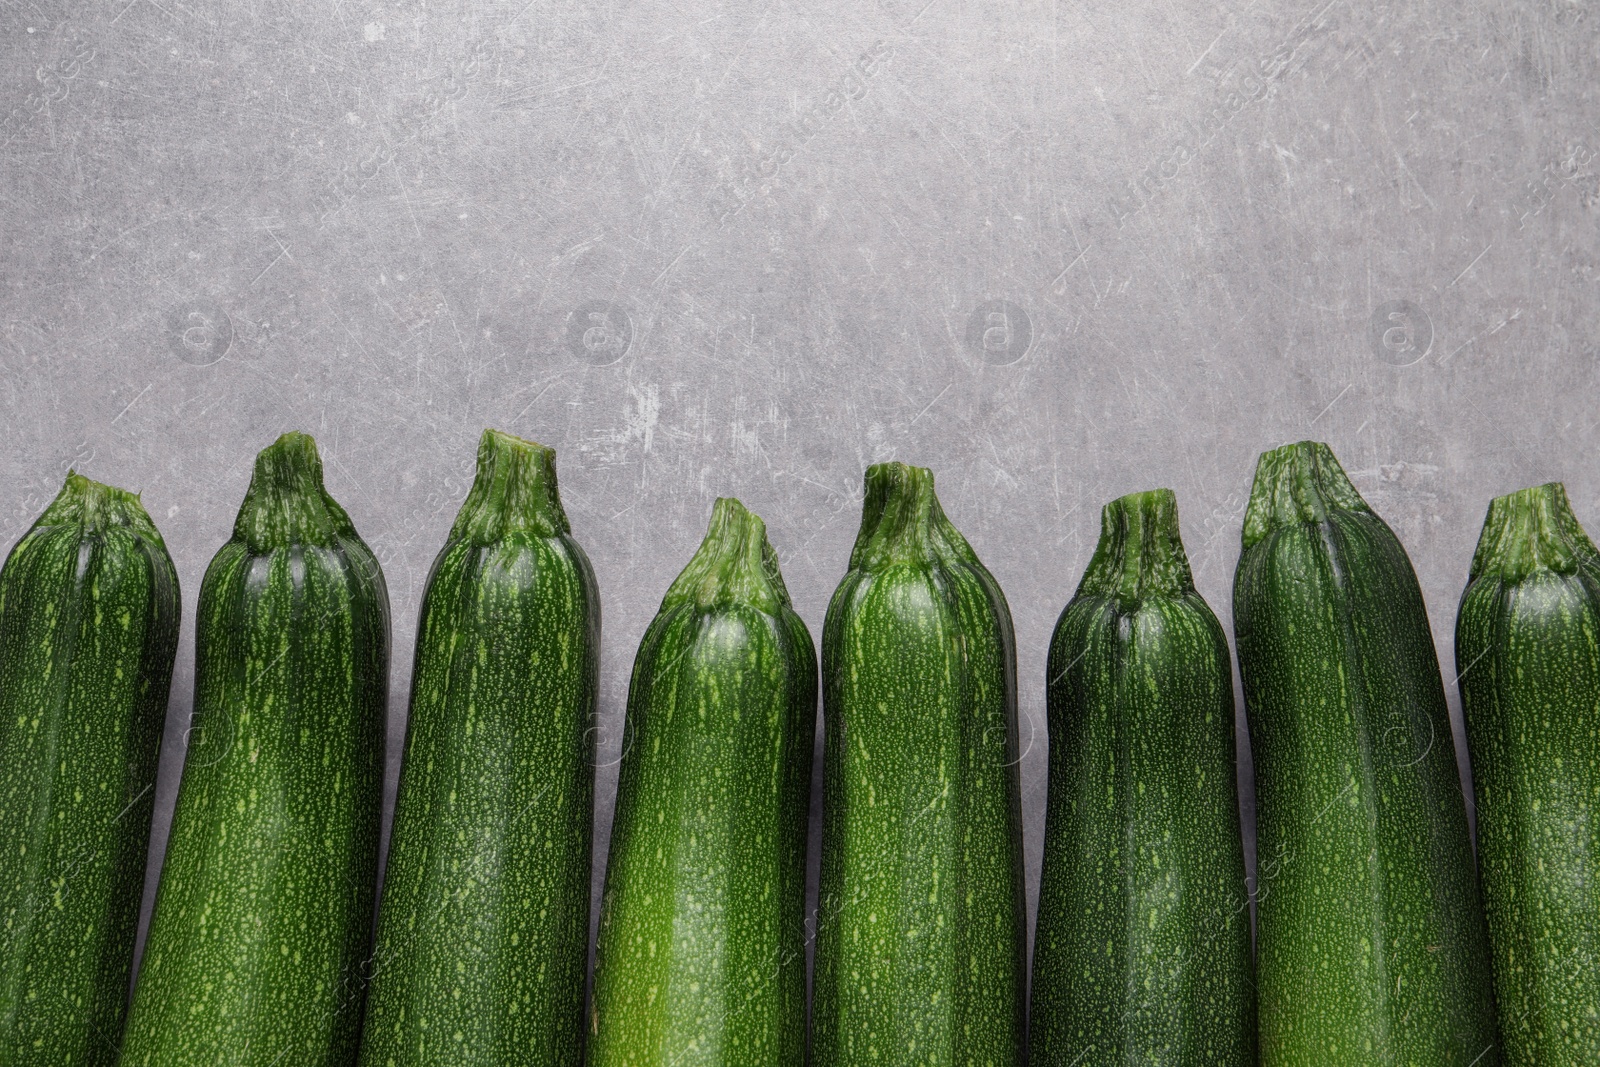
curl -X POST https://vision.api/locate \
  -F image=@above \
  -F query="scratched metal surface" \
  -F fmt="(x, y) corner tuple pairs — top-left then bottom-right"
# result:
(2, 0), (1598, 1007)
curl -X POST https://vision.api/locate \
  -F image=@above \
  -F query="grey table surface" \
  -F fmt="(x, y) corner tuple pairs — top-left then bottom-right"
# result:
(2, 0), (1597, 1009)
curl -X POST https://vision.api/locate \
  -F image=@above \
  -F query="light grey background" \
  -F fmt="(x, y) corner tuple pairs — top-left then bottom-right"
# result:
(2, 0), (1597, 1006)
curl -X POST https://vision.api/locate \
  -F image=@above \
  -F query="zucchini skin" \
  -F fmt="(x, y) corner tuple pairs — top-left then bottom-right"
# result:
(589, 497), (815, 1066)
(359, 430), (599, 1066)
(1030, 489), (1254, 1065)
(120, 432), (390, 1067)
(1233, 441), (1499, 1066)
(1456, 483), (1600, 1065)
(0, 475), (180, 1066)
(811, 463), (1026, 1067)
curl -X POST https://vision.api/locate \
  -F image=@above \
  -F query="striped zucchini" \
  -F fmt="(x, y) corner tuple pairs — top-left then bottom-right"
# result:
(1456, 483), (1600, 1065)
(811, 462), (1026, 1066)
(0, 474), (180, 1066)
(359, 429), (599, 1066)
(120, 432), (389, 1066)
(1030, 489), (1254, 1065)
(589, 496), (815, 1066)
(1233, 440), (1498, 1065)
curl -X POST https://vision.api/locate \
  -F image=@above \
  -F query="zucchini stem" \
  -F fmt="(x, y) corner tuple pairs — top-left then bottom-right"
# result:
(848, 462), (975, 572)
(1470, 482), (1600, 583)
(663, 496), (791, 613)
(1075, 488), (1195, 603)
(1241, 440), (1368, 548)
(36, 472), (160, 541)
(232, 431), (357, 552)
(451, 428), (569, 544)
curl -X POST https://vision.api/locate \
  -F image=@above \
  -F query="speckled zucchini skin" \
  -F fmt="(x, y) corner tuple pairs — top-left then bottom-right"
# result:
(120, 432), (389, 1067)
(589, 497), (814, 1066)
(1456, 483), (1600, 1066)
(1030, 489), (1253, 1065)
(811, 463), (1026, 1067)
(358, 429), (599, 1067)
(1233, 441), (1498, 1066)
(0, 475), (179, 1066)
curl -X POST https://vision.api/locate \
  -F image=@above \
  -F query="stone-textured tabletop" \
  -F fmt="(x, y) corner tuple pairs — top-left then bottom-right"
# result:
(2, 0), (1596, 996)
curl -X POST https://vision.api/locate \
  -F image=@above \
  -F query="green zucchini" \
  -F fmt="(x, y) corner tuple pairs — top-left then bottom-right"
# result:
(1456, 483), (1600, 1065)
(358, 429), (599, 1066)
(1030, 489), (1254, 1065)
(811, 462), (1026, 1066)
(0, 474), (180, 1066)
(120, 432), (389, 1066)
(589, 496), (814, 1066)
(1233, 440), (1498, 1066)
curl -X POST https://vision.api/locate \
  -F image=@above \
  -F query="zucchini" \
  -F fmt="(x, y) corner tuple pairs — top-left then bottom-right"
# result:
(589, 496), (814, 1066)
(1456, 482), (1600, 1065)
(1233, 440), (1499, 1065)
(358, 429), (599, 1066)
(0, 474), (180, 1066)
(811, 462), (1026, 1066)
(120, 432), (390, 1066)
(1030, 489), (1254, 1065)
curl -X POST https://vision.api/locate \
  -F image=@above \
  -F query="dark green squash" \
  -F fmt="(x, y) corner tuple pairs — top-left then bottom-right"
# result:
(120, 432), (389, 1067)
(589, 496), (814, 1065)
(0, 474), (180, 1066)
(1456, 482), (1600, 1066)
(811, 462), (1026, 1066)
(358, 429), (599, 1066)
(1233, 440), (1498, 1066)
(1030, 488), (1254, 1065)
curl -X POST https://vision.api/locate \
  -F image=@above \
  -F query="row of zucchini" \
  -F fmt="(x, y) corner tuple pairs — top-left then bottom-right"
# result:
(0, 429), (1592, 1066)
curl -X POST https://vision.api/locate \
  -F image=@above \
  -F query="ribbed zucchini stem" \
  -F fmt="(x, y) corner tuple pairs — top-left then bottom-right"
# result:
(36, 471), (161, 541)
(1241, 440), (1368, 547)
(1075, 488), (1195, 603)
(450, 428), (570, 544)
(232, 432), (357, 552)
(848, 462), (973, 572)
(1470, 482), (1600, 583)
(663, 497), (791, 613)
